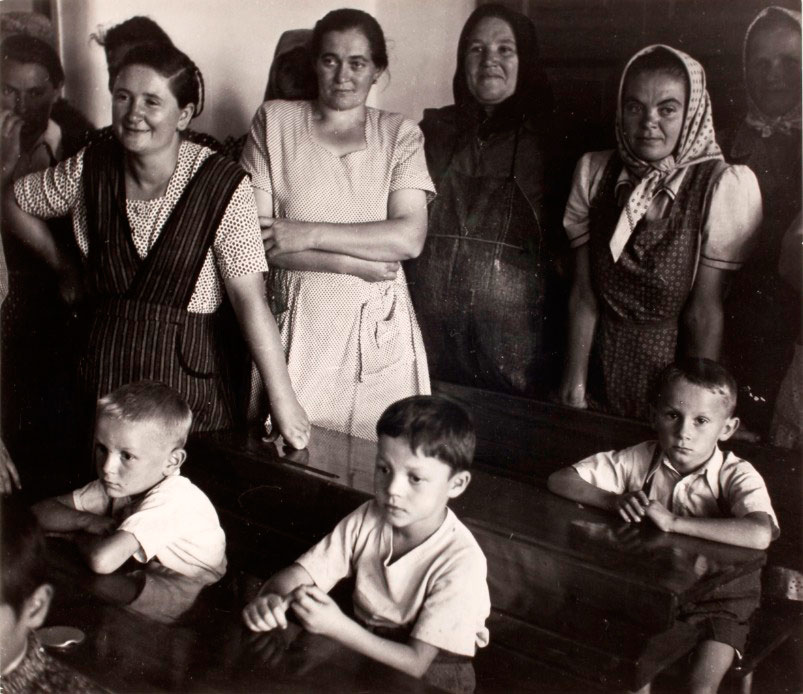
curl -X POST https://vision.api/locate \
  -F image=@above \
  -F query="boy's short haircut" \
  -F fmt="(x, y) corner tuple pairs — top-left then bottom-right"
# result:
(96, 381), (193, 446)
(1, 497), (48, 616)
(652, 358), (738, 416)
(376, 395), (476, 473)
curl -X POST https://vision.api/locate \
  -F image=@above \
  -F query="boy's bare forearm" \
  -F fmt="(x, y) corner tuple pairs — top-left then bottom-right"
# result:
(665, 513), (773, 549)
(259, 563), (315, 599)
(334, 619), (438, 678)
(79, 530), (141, 574)
(547, 468), (617, 513)
(32, 497), (99, 532)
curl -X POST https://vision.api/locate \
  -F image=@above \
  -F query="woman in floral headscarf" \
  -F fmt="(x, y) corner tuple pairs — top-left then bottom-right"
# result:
(559, 45), (762, 419)
(722, 7), (801, 442)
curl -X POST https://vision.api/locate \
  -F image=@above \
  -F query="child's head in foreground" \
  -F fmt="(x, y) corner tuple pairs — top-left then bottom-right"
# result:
(651, 359), (739, 472)
(1, 497), (53, 668)
(374, 396), (476, 539)
(95, 381), (193, 498)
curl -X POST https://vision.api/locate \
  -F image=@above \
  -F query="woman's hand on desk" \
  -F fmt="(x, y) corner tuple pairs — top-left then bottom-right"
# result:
(556, 381), (589, 410)
(270, 394), (311, 450)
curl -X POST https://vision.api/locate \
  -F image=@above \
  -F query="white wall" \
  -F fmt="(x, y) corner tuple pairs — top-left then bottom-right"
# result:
(53, 0), (474, 139)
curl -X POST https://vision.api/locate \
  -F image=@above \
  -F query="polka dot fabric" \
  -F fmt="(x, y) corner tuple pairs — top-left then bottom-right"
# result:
(14, 141), (267, 313)
(240, 100), (435, 440)
(609, 45), (723, 261)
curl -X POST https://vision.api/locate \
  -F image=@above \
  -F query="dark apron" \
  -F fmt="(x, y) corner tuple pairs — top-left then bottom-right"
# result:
(588, 154), (720, 420)
(723, 129), (801, 436)
(409, 127), (547, 395)
(81, 140), (245, 432)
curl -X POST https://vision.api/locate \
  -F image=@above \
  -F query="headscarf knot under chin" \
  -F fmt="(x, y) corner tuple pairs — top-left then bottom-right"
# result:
(609, 44), (723, 262)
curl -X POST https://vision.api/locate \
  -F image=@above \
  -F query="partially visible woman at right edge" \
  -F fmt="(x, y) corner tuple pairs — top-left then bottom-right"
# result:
(559, 46), (762, 420)
(721, 7), (801, 444)
(407, 4), (559, 397)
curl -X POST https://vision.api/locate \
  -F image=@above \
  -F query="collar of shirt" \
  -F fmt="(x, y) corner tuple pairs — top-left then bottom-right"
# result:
(651, 444), (724, 496)
(1, 638), (28, 676)
(13, 119), (63, 179)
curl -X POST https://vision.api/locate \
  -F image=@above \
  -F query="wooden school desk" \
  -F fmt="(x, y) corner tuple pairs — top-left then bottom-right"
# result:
(180, 390), (776, 692)
(434, 381), (801, 580)
(43, 537), (441, 693)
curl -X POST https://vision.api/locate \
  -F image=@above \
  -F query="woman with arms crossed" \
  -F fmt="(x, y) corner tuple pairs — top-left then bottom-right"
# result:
(241, 9), (434, 440)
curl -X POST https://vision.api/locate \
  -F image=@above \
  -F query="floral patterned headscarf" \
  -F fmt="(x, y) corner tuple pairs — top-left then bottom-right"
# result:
(609, 45), (723, 262)
(743, 6), (802, 138)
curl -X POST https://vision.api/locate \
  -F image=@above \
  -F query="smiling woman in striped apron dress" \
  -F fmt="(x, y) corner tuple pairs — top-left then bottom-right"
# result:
(3, 43), (309, 449)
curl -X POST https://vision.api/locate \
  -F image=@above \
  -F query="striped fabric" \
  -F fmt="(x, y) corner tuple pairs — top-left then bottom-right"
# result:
(80, 140), (245, 431)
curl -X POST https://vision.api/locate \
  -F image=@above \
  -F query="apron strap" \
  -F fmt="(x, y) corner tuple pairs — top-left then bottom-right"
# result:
(507, 118), (523, 181)
(83, 139), (142, 295)
(83, 141), (246, 310)
(126, 153), (246, 309)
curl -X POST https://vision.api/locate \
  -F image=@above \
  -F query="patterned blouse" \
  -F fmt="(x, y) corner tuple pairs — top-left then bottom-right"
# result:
(563, 150), (762, 272)
(14, 140), (267, 313)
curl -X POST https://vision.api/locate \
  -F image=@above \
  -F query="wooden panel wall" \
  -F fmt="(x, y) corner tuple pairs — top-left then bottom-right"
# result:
(482, 0), (800, 167)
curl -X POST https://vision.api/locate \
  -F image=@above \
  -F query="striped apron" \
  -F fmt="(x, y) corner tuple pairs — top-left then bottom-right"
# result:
(80, 140), (246, 432)
(588, 154), (720, 420)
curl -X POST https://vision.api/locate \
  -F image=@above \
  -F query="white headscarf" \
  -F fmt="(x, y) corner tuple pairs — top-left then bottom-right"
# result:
(743, 6), (802, 138)
(609, 45), (723, 262)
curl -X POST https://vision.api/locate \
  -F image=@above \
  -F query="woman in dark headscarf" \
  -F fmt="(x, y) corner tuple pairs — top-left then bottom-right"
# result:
(406, 4), (558, 397)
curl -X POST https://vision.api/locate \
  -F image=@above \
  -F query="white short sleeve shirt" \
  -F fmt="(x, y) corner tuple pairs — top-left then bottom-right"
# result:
(572, 441), (779, 537)
(296, 500), (491, 656)
(72, 474), (227, 582)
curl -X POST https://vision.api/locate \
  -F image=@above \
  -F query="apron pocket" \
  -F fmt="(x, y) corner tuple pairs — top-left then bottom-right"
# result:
(176, 317), (217, 379)
(358, 287), (410, 381)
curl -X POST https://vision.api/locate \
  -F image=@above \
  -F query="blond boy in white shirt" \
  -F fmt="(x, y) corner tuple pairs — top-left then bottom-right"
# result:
(549, 358), (778, 694)
(33, 381), (226, 583)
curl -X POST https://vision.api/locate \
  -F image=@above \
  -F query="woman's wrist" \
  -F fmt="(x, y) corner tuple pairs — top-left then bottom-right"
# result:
(306, 222), (322, 251)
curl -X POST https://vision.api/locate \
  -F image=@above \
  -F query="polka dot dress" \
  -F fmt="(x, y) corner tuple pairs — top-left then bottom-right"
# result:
(14, 140), (267, 313)
(241, 100), (435, 440)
